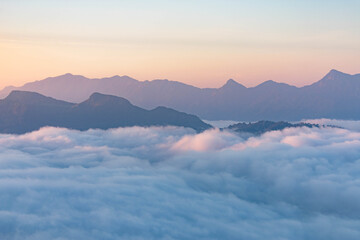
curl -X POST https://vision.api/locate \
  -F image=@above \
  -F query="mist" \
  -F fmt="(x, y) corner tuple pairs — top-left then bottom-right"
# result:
(1, 125), (360, 239)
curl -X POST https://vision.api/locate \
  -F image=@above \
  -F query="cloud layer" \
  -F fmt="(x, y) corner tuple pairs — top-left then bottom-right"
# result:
(1, 126), (360, 239)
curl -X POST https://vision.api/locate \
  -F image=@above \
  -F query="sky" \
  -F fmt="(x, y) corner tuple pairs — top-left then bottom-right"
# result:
(0, 0), (360, 89)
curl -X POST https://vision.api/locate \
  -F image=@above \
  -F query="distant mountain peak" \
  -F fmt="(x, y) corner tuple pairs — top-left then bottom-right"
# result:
(88, 92), (127, 101)
(5, 90), (46, 101)
(3, 90), (71, 106)
(221, 79), (245, 89)
(226, 79), (236, 84)
(329, 69), (344, 74)
(89, 92), (107, 98)
(54, 73), (77, 79)
(85, 92), (132, 107)
(262, 80), (277, 85)
(311, 69), (354, 87)
(109, 75), (120, 78)
(42, 73), (89, 82)
(323, 69), (348, 80)
(110, 75), (137, 80)
(256, 80), (282, 88)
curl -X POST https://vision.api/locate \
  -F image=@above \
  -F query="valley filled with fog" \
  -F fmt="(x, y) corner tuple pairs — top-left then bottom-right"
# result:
(1, 120), (360, 240)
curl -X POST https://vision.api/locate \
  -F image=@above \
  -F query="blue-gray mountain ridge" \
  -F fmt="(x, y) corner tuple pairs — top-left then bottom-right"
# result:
(1, 69), (359, 121)
(0, 91), (211, 134)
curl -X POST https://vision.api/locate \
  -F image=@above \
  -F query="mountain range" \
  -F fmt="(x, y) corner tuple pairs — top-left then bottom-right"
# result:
(1, 69), (360, 121)
(225, 120), (321, 135)
(0, 91), (211, 134)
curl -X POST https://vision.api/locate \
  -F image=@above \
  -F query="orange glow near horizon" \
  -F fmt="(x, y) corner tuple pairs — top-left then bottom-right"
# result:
(1, 38), (359, 89)
(1, 1), (359, 89)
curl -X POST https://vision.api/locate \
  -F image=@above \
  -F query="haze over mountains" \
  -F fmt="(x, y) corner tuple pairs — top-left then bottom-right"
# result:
(1, 69), (360, 121)
(0, 91), (211, 134)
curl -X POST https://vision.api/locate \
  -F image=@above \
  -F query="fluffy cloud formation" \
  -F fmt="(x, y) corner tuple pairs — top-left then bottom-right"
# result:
(0, 126), (360, 240)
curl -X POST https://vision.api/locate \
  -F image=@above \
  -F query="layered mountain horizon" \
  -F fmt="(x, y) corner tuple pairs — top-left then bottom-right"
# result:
(1, 69), (360, 121)
(0, 91), (211, 134)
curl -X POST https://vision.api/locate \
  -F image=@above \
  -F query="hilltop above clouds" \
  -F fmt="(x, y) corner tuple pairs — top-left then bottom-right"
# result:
(0, 91), (211, 134)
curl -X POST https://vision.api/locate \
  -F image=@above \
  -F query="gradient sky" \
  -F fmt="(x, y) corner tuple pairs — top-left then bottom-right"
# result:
(0, 0), (359, 89)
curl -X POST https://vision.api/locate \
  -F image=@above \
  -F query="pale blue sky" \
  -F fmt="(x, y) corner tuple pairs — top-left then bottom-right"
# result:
(0, 0), (359, 87)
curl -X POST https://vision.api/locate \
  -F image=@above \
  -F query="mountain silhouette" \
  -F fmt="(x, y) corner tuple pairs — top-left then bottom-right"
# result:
(0, 91), (212, 134)
(225, 120), (320, 135)
(1, 69), (360, 121)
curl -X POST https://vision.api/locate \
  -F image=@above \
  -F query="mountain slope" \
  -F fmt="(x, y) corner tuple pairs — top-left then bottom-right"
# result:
(0, 91), (212, 134)
(1, 70), (360, 121)
(225, 120), (320, 135)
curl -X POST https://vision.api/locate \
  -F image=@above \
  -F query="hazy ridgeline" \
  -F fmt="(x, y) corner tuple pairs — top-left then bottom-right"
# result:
(0, 91), (211, 134)
(1, 69), (360, 121)
(0, 120), (360, 240)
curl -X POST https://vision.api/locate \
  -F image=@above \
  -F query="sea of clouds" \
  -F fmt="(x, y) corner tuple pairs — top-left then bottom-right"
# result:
(1, 121), (360, 239)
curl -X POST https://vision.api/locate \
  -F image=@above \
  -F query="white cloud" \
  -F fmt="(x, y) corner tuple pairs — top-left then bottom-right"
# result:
(0, 126), (360, 239)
